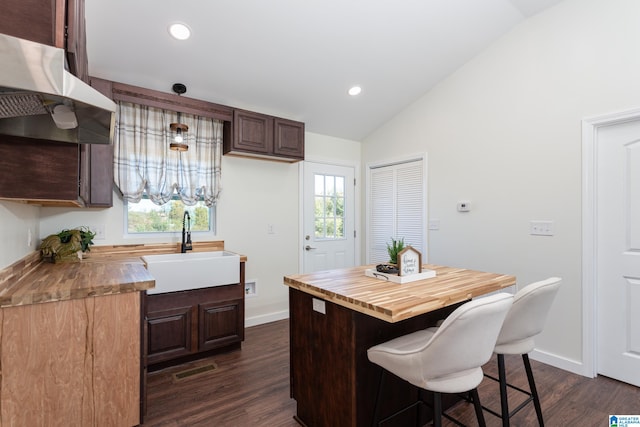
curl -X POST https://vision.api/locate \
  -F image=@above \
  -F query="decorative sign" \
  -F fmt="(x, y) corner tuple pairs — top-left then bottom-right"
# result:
(397, 246), (422, 276)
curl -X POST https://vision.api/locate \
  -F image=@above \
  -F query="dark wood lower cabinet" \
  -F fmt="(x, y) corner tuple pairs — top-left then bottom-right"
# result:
(145, 283), (245, 368)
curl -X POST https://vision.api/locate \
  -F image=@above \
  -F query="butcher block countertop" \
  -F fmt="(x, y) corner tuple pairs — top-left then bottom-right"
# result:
(0, 241), (244, 309)
(284, 264), (516, 322)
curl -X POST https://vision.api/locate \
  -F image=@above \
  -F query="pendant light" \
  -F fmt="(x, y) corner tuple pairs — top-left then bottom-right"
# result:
(169, 83), (189, 151)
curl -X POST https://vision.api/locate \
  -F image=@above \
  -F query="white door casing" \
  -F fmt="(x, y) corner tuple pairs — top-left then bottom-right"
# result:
(302, 162), (355, 274)
(583, 108), (640, 386)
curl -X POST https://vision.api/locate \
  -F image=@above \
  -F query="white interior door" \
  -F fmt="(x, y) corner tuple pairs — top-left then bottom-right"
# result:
(596, 117), (640, 387)
(302, 162), (355, 273)
(367, 157), (427, 264)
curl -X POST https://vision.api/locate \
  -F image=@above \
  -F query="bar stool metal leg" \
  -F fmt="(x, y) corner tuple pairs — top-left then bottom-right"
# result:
(371, 368), (385, 427)
(470, 388), (487, 427)
(523, 354), (544, 427)
(433, 392), (442, 427)
(497, 354), (510, 427)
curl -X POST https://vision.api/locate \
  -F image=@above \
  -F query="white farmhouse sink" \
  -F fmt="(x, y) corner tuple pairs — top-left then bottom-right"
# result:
(142, 251), (240, 295)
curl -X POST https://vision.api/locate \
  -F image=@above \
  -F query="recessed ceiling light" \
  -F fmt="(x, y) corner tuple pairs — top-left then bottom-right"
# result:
(348, 86), (362, 96)
(168, 23), (191, 40)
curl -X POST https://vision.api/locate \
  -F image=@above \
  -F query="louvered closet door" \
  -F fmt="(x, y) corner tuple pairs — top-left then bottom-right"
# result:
(368, 158), (427, 264)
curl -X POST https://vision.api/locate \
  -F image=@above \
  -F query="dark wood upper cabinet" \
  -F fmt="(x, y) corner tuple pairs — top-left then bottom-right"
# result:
(274, 117), (305, 159)
(0, 137), (82, 206)
(0, 0), (65, 48)
(0, 77), (114, 207)
(65, 0), (89, 82)
(0, 0), (89, 82)
(232, 110), (274, 155)
(0, 134), (112, 207)
(225, 109), (304, 162)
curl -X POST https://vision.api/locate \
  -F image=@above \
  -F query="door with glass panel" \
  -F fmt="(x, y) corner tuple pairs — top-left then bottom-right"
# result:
(303, 162), (355, 274)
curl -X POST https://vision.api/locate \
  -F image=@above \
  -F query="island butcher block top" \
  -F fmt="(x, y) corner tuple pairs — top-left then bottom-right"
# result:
(284, 264), (516, 322)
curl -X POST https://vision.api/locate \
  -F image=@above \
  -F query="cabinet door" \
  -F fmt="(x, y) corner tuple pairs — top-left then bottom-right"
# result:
(82, 77), (114, 206)
(146, 305), (196, 365)
(232, 109), (273, 155)
(1, 293), (140, 426)
(199, 299), (244, 351)
(0, 0), (63, 47)
(0, 0), (88, 81)
(80, 144), (114, 207)
(274, 118), (305, 160)
(0, 136), (81, 206)
(65, 0), (89, 82)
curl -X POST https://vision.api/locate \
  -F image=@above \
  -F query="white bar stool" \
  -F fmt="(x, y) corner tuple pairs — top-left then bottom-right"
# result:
(367, 293), (513, 427)
(483, 277), (562, 426)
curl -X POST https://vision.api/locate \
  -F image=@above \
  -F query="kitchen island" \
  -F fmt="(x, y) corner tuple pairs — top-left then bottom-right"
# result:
(284, 264), (516, 427)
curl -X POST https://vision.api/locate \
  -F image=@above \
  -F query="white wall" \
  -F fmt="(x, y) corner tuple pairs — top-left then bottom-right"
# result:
(10, 0), (634, 375)
(36, 132), (361, 326)
(0, 201), (40, 267)
(362, 0), (640, 373)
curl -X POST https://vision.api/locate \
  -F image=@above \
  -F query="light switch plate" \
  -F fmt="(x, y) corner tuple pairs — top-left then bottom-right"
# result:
(530, 220), (554, 236)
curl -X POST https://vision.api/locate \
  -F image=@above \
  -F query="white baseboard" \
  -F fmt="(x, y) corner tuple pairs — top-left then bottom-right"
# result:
(529, 349), (592, 378)
(245, 310), (289, 328)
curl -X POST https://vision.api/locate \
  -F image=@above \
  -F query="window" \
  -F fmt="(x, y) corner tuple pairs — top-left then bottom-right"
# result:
(314, 173), (345, 239)
(114, 101), (222, 236)
(126, 196), (214, 234)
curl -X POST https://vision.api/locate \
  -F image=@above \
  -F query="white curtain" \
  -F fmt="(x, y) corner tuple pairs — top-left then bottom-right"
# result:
(113, 101), (223, 207)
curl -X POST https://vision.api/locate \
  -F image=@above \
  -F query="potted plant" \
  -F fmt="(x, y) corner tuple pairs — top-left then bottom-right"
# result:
(376, 237), (405, 275)
(40, 226), (96, 263)
(57, 226), (96, 253)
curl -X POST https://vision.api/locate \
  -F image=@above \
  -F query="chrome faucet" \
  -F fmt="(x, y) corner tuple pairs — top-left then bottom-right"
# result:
(181, 211), (193, 253)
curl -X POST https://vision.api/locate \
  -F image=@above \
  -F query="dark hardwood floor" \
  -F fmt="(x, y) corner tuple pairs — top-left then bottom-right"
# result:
(143, 319), (640, 426)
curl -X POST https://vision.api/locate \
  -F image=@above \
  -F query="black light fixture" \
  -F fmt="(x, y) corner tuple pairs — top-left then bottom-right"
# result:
(169, 83), (188, 152)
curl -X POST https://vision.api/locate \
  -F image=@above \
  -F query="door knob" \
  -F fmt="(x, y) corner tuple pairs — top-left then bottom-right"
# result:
(305, 245), (317, 251)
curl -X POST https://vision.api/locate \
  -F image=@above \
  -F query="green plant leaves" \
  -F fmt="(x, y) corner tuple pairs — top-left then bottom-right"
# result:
(386, 237), (405, 264)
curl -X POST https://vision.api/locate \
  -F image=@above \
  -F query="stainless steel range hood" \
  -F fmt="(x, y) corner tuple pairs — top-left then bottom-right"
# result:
(0, 33), (115, 144)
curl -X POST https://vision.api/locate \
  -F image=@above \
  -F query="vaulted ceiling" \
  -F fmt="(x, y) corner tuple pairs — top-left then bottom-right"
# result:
(85, 0), (564, 141)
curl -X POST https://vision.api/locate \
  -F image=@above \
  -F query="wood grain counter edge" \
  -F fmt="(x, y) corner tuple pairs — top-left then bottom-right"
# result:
(0, 241), (247, 309)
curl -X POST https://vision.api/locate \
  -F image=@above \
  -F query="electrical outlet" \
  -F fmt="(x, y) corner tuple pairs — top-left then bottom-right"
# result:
(90, 224), (106, 240)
